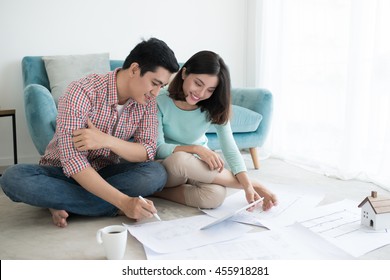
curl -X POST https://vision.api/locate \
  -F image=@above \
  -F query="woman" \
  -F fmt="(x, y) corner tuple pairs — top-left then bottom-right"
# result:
(155, 50), (277, 210)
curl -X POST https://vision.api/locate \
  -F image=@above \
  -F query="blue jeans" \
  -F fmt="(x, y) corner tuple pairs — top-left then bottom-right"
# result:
(0, 162), (167, 217)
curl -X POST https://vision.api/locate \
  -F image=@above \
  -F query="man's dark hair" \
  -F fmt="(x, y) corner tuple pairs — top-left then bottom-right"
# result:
(122, 38), (179, 75)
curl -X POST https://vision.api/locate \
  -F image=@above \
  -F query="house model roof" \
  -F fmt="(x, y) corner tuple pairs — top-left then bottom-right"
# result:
(358, 191), (390, 214)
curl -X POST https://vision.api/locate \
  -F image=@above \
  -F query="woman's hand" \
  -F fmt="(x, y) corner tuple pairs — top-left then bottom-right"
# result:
(252, 181), (278, 211)
(72, 119), (109, 151)
(195, 146), (224, 172)
(243, 186), (263, 211)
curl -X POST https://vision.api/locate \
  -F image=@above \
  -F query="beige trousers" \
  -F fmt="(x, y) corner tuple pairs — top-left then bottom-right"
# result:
(161, 151), (227, 209)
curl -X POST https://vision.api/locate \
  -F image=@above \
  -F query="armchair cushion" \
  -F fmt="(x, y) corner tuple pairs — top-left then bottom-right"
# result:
(42, 53), (110, 104)
(206, 105), (262, 133)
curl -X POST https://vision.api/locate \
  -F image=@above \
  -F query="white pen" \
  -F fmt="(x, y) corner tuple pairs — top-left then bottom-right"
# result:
(138, 196), (162, 221)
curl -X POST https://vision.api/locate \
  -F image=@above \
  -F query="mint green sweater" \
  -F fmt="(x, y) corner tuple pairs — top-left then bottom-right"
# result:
(156, 91), (246, 175)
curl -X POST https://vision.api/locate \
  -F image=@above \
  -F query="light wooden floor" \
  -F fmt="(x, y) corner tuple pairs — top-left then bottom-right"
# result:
(1, 155), (389, 260)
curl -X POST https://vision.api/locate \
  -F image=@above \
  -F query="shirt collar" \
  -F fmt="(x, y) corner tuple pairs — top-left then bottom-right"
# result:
(107, 68), (153, 108)
(107, 68), (121, 106)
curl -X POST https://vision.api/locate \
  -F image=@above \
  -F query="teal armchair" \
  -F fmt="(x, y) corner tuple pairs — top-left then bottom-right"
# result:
(22, 56), (272, 169)
(22, 56), (123, 155)
(206, 87), (273, 169)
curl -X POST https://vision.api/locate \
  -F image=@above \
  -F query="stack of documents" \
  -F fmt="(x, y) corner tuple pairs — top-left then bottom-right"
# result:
(296, 199), (390, 257)
(124, 183), (390, 259)
(124, 215), (251, 254)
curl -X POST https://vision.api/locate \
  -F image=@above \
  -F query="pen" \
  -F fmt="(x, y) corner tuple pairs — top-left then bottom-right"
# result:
(138, 196), (162, 221)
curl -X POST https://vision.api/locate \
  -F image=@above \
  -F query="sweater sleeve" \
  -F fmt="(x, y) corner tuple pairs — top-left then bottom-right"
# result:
(156, 102), (178, 159)
(215, 122), (247, 175)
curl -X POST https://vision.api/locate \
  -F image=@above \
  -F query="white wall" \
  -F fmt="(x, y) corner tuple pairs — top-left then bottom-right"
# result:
(0, 0), (249, 164)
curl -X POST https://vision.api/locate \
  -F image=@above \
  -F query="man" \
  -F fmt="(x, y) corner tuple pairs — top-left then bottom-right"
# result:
(1, 38), (179, 227)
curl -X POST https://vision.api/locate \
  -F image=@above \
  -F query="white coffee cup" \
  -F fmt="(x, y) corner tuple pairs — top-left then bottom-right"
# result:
(96, 225), (127, 260)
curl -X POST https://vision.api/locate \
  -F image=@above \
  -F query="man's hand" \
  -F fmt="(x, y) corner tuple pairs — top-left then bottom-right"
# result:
(121, 196), (158, 221)
(72, 119), (108, 151)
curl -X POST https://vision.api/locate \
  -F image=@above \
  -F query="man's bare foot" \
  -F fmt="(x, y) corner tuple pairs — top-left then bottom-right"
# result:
(49, 209), (69, 228)
(252, 181), (278, 211)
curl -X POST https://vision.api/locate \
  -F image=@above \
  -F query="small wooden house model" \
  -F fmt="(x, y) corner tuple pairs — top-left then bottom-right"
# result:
(358, 191), (390, 230)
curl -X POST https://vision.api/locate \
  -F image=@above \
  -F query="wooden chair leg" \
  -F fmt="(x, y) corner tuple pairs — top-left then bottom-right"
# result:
(249, 147), (260, 169)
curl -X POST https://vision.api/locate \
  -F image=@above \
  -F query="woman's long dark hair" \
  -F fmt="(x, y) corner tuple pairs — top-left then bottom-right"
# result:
(168, 51), (231, 125)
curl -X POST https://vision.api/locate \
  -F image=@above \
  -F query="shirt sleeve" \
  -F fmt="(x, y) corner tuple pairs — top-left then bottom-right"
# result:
(132, 100), (158, 161)
(215, 121), (247, 175)
(57, 82), (92, 177)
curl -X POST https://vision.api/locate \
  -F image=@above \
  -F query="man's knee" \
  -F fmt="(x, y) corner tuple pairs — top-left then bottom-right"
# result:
(0, 164), (27, 201)
(144, 161), (168, 192)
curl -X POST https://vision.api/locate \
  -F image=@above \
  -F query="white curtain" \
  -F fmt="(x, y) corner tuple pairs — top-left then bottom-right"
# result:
(255, 0), (390, 190)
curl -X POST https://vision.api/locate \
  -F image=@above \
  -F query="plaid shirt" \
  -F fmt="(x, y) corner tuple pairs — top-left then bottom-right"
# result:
(40, 69), (158, 177)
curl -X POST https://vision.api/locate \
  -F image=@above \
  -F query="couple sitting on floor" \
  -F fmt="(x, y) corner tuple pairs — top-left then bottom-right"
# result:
(0, 38), (277, 228)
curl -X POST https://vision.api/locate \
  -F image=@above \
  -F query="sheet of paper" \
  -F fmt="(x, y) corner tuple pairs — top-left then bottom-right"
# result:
(202, 184), (324, 227)
(144, 222), (353, 260)
(124, 215), (251, 254)
(200, 197), (264, 230)
(297, 199), (390, 257)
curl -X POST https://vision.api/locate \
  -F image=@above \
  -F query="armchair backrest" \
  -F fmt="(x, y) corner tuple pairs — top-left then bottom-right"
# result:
(22, 56), (123, 91)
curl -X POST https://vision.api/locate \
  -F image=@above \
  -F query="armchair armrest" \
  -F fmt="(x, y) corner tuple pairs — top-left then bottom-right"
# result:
(22, 56), (50, 89)
(24, 84), (57, 155)
(230, 88), (273, 148)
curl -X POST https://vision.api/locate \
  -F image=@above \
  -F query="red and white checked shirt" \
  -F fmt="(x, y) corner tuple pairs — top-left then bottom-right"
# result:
(40, 69), (158, 177)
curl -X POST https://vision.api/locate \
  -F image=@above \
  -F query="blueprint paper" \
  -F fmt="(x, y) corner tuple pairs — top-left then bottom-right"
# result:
(297, 199), (390, 257)
(202, 186), (324, 227)
(144, 223), (353, 260)
(124, 215), (251, 254)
